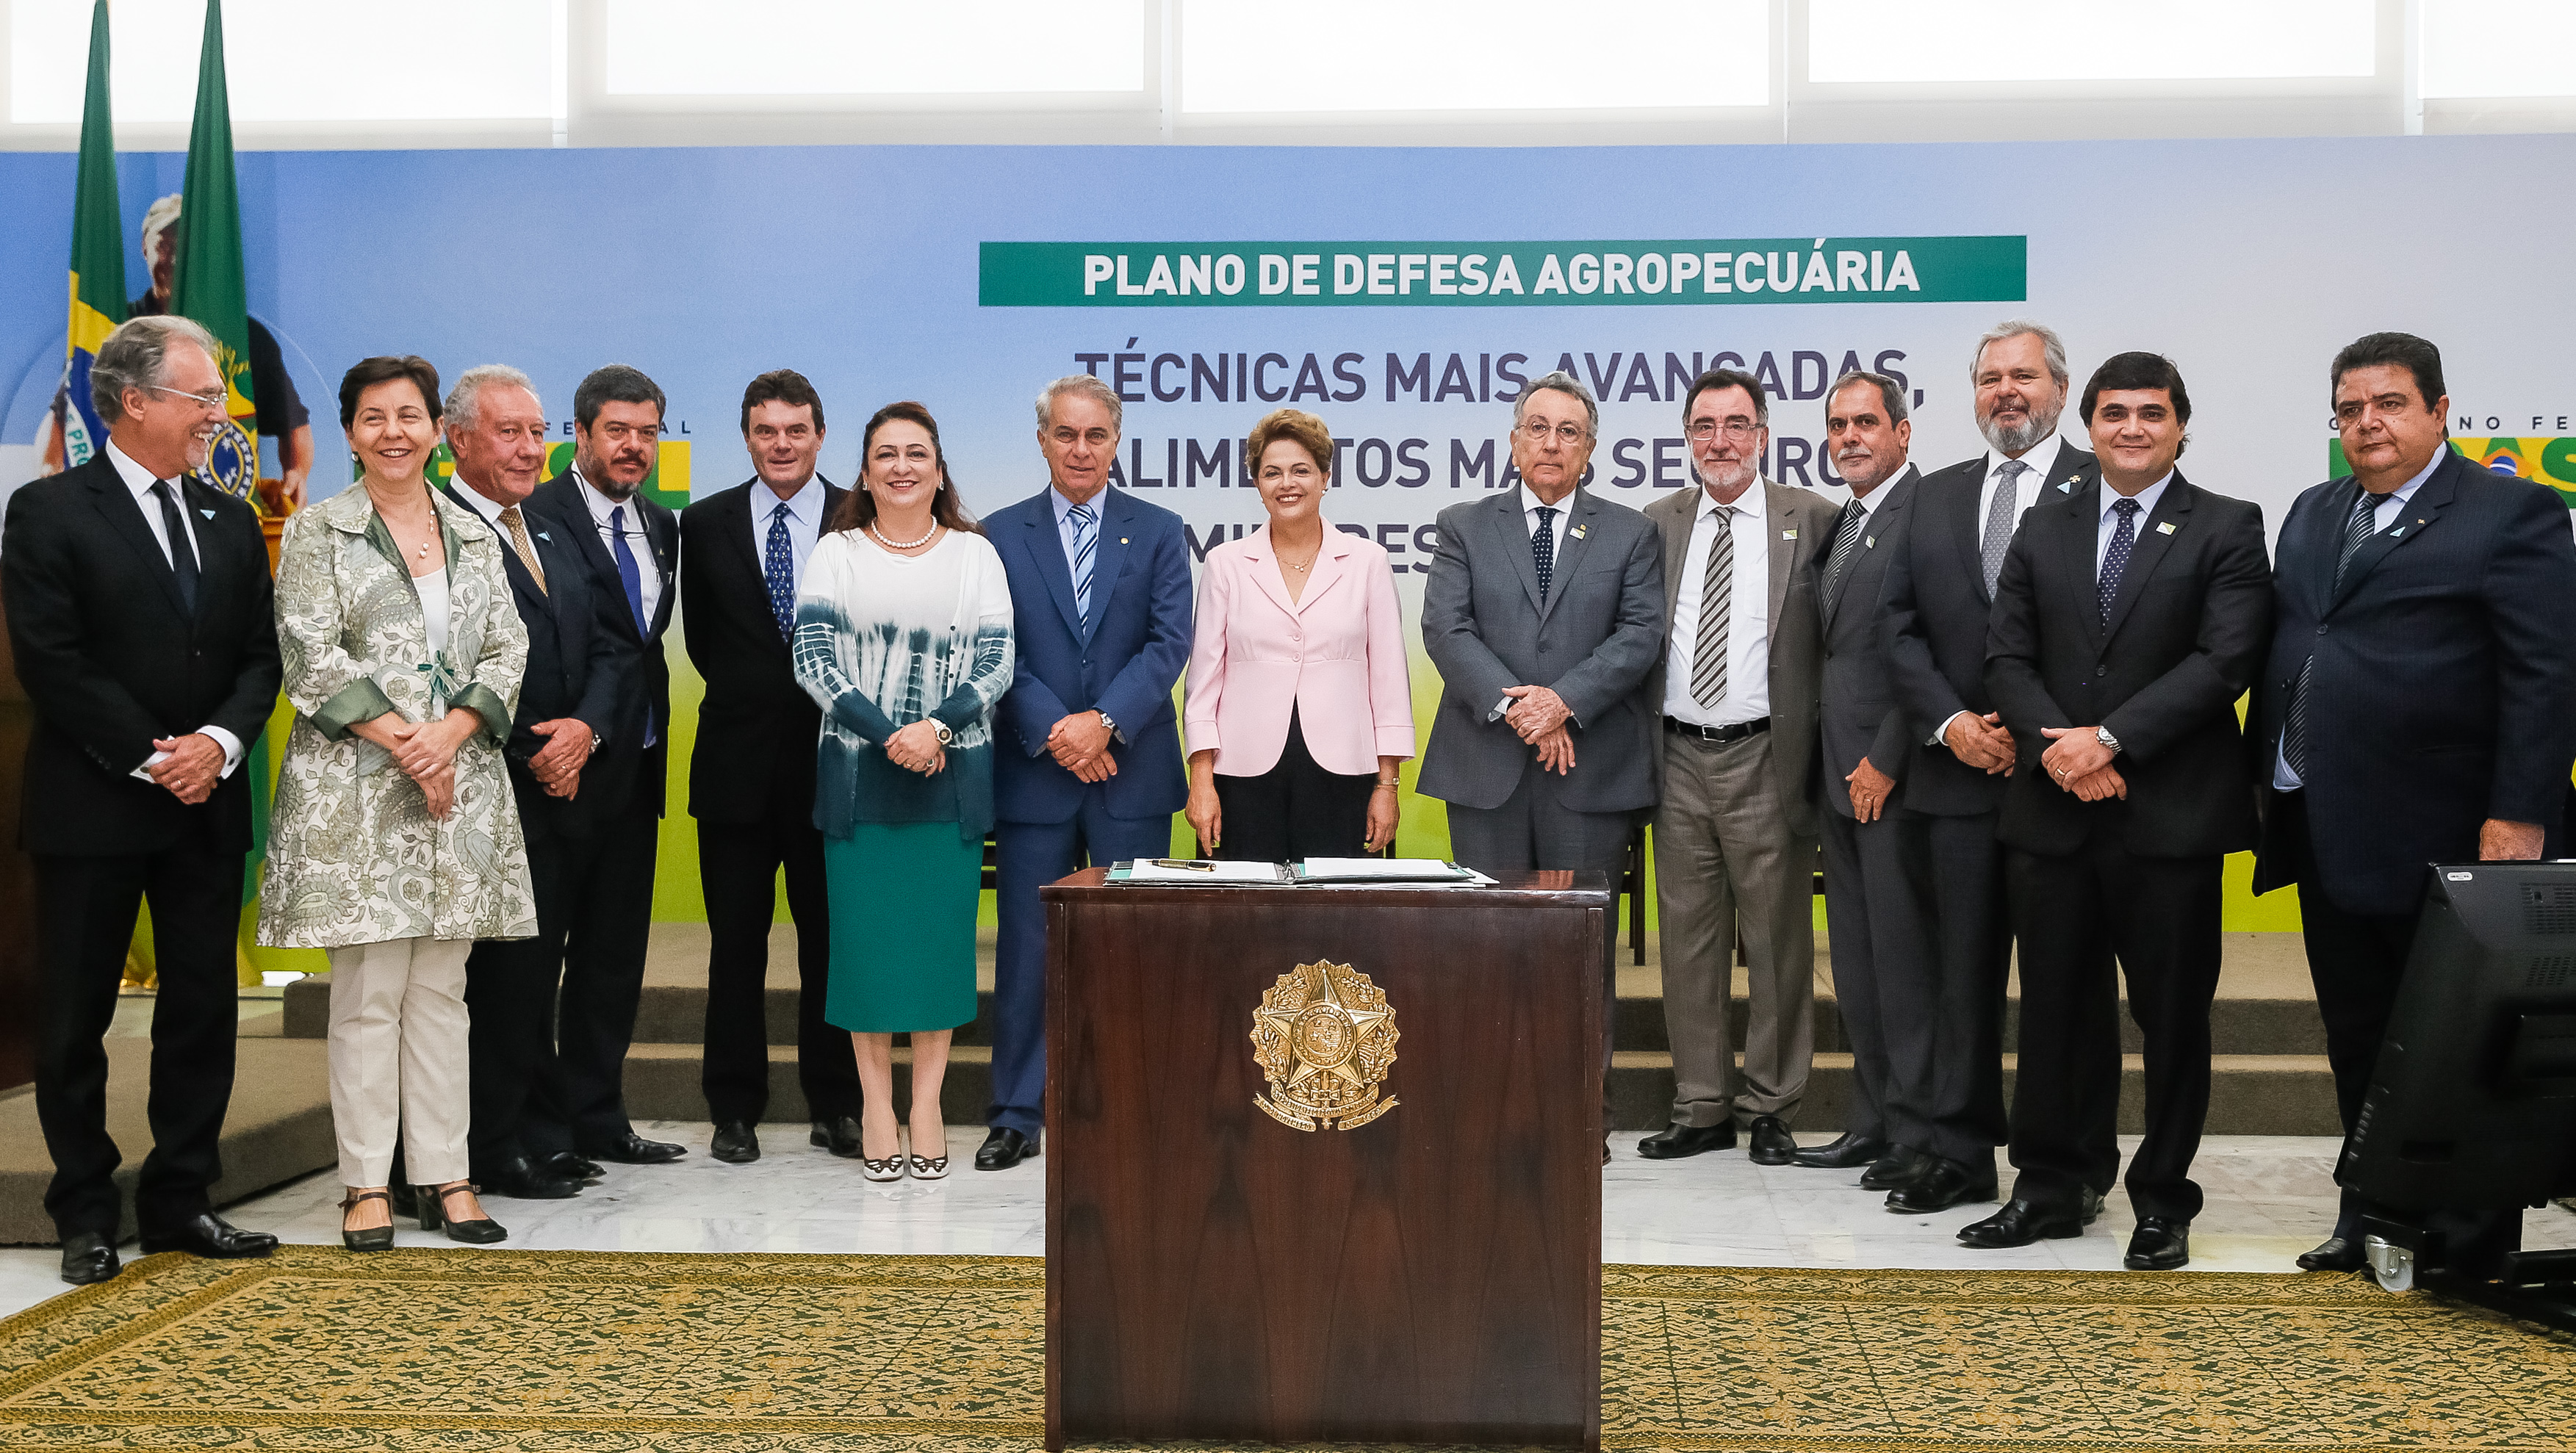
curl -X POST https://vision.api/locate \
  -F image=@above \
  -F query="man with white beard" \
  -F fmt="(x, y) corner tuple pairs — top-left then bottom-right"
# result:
(1871, 322), (2096, 1215)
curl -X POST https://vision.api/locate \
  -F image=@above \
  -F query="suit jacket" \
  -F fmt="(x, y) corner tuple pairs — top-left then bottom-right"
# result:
(2248, 450), (2576, 912)
(1984, 465), (2272, 858)
(2, 454), (281, 857)
(1640, 480), (1833, 837)
(1418, 486), (1664, 815)
(1817, 466), (1919, 818)
(527, 471), (679, 820)
(1880, 445), (2097, 817)
(680, 476), (847, 826)
(1183, 521), (1416, 778)
(441, 483), (629, 845)
(988, 485), (1194, 825)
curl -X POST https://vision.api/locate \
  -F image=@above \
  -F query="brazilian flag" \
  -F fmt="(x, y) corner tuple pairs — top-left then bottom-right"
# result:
(49, 0), (123, 471)
(170, 0), (262, 510)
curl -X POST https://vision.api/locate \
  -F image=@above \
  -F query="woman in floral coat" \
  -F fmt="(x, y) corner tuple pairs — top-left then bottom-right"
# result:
(258, 356), (534, 1252)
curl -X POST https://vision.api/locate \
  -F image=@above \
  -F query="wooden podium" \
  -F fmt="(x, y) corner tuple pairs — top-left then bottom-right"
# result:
(1042, 869), (1608, 1450)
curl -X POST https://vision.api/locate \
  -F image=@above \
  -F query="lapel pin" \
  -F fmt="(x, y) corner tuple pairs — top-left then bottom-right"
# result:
(1866, 536), (1876, 548)
(1570, 523), (1586, 539)
(2156, 522), (2176, 535)
(1782, 528), (1797, 540)
(2057, 480), (2073, 493)
(1120, 536), (1129, 544)
(199, 508), (215, 519)
(537, 531), (551, 541)
(2390, 527), (2406, 537)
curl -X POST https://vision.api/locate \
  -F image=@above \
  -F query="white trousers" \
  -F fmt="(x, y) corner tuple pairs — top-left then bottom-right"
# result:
(326, 937), (473, 1187)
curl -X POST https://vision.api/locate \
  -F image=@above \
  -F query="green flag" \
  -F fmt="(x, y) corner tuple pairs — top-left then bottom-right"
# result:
(51, 0), (125, 472)
(170, 0), (260, 508)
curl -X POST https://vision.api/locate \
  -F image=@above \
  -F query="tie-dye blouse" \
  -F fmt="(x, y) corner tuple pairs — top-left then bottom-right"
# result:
(791, 527), (1015, 840)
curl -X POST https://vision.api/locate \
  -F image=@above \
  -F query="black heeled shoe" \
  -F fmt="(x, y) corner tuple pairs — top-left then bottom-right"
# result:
(416, 1181), (508, 1245)
(340, 1190), (395, 1252)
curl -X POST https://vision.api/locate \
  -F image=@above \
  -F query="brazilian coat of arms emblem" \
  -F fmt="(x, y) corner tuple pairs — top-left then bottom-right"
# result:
(1250, 960), (1399, 1131)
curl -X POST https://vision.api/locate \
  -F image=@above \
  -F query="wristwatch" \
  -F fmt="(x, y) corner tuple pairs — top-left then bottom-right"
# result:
(1095, 710), (1118, 736)
(2095, 725), (2122, 755)
(929, 718), (954, 746)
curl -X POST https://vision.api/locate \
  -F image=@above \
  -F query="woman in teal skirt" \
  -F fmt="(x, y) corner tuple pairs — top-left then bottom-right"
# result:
(793, 400), (1013, 1180)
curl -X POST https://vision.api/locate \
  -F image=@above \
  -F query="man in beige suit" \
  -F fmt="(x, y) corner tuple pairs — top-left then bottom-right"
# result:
(1637, 367), (1833, 1166)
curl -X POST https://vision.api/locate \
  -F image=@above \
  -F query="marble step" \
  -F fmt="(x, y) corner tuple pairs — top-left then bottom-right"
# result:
(285, 924), (2329, 1057)
(611, 1042), (2344, 1138)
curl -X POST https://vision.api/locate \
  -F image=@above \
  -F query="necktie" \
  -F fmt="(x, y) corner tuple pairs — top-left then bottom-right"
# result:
(1068, 501), (1098, 627)
(1821, 500), (1865, 615)
(2098, 497), (2140, 625)
(610, 504), (647, 635)
(1982, 458), (2026, 595)
(152, 480), (200, 613)
(764, 500), (796, 638)
(2287, 488), (2383, 779)
(1531, 505), (1560, 601)
(1690, 508), (1733, 710)
(498, 505), (546, 596)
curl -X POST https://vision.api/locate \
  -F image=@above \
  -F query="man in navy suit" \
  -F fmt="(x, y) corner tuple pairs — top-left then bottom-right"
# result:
(2248, 332), (2576, 1276)
(437, 365), (628, 1202)
(979, 373), (1194, 1170)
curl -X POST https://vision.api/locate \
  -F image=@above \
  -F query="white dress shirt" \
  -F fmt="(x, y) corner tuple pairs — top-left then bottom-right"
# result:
(2096, 472), (2173, 574)
(103, 440), (242, 781)
(1662, 480), (1772, 728)
(572, 467), (663, 631)
(1975, 436), (2068, 540)
(446, 475), (511, 534)
(751, 475), (825, 590)
(2270, 450), (2444, 790)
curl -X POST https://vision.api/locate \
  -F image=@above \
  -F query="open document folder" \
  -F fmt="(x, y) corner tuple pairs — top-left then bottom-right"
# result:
(1108, 859), (1295, 884)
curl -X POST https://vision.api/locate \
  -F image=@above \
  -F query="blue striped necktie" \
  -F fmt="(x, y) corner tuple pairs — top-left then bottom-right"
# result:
(1069, 500), (1098, 627)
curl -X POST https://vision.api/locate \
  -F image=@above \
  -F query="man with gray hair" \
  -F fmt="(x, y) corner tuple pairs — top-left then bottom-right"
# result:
(1873, 321), (2095, 1214)
(1420, 372), (1665, 1159)
(1634, 368), (1835, 1169)
(978, 372), (1195, 1171)
(437, 364), (630, 1201)
(4, 314), (283, 1283)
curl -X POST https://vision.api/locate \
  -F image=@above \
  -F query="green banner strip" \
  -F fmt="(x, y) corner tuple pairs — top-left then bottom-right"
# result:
(981, 236), (2023, 308)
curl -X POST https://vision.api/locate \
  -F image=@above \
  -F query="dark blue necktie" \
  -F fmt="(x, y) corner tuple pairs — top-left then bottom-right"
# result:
(2098, 497), (2140, 625)
(611, 504), (647, 634)
(764, 500), (796, 638)
(1532, 505), (1560, 601)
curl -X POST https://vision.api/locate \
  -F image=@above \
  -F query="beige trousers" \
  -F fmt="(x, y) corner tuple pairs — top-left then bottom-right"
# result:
(1652, 729), (1816, 1128)
(326, 937), (473, 1187)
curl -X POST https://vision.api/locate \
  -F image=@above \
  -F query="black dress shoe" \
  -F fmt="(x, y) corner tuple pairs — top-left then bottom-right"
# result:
(1885, 1156), (2000, 1214)
(2081, 1188), (2107, 1223)
(1636, 1122), (1737, 1160)
(1859, 1147), (1926, 1192)
(478, 1156), (583, 1200)
(2124, 1216), (2191, 1270)
(581, 1133), (686, 1165)
(1791, 1132), (1888, 1170)
(59, 1233), (120, 1286)
(2297, 1235), (2366, 1272)
(974, 1127), (1040, 1171)
(711, 1122), (760, 1164)
(539, 1150), (605, 1183)
(138, 1213), (278, 1260)
(1746, 1116), (1797, 1167)
(1957, 1197), (2087, 1248)
(811, 1117), (864, 1158)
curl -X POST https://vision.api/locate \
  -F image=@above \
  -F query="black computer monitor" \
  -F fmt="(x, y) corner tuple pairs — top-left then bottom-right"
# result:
(2342, 861), (2576, 1216)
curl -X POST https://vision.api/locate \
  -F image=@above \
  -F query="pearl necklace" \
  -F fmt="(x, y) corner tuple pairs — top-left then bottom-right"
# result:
(870, 519), (939, 551)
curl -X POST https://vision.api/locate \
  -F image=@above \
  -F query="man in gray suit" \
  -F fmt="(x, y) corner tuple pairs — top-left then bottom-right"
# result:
(1636, 368), (1835, 1167)
(1791, 372), (1926, 1183)
(1420, 370), (1666, 1154)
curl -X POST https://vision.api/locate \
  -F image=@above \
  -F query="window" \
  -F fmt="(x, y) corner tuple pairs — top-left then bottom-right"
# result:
(2422, 0), (2576, 98)
(1807, 0), (2377, 84)
(604, 0), (1147, 96)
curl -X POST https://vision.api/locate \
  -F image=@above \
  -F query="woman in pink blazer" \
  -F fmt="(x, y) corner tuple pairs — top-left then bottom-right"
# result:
(1184, 409), (1415, 861)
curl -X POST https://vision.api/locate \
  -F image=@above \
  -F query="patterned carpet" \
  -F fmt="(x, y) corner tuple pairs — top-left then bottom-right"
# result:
(0, 1247), (2569, 1452)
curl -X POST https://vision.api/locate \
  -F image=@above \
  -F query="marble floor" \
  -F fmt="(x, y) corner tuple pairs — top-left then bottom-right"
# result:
(4, 1124), (2571, 1322)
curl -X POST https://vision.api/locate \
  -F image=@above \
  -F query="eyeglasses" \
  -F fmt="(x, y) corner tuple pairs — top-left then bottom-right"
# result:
(1686, 419), (1762, 443)
(1518, 420), (1591, 445)
(152, 384), (229, 411)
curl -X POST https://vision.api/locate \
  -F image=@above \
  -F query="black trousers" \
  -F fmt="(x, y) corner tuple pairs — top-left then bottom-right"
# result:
(2005, 837), (2222, 1222)
(464, 829), (572, 1176)
(35, 845), (243, 1239)
(536, 797), (660, 1153)
(698, 815), (860, 1125)
(1209, 710), (1375, 863)
(1819, 807), (1915, 1146)
(2279, 790), (2519, 1271)
(1887, 809), (2012, 1165)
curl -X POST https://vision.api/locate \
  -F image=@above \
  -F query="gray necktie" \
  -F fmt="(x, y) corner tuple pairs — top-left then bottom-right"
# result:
(1689, 508), (1733, 710)
(1981, 459), (2026, 595)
